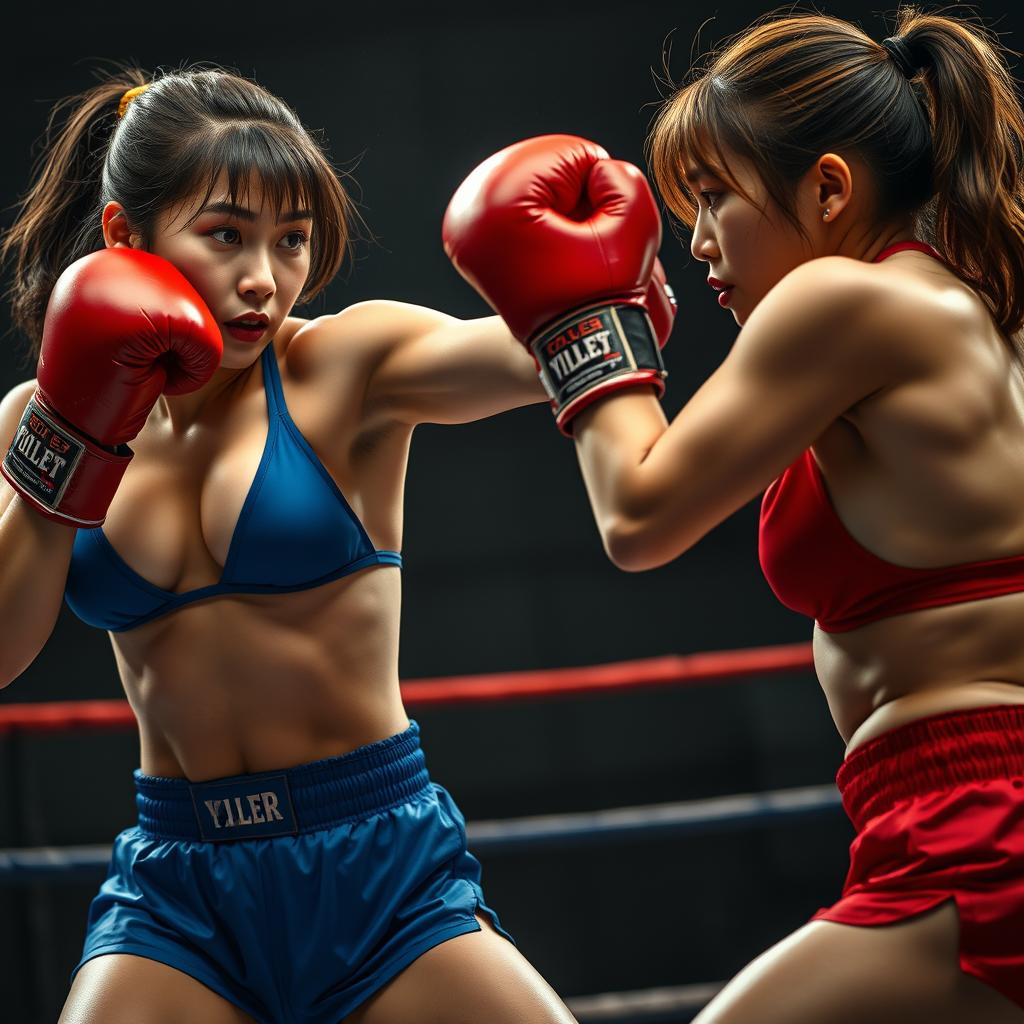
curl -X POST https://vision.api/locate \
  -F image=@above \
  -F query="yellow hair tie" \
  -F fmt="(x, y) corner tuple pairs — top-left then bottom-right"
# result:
(117, 84), (150, 120)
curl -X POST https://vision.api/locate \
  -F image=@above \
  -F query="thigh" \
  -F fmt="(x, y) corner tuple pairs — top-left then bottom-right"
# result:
(59, 954), (258, 1024)
(693, 902), (1023, 1024)
(344, 915), (578, 1024)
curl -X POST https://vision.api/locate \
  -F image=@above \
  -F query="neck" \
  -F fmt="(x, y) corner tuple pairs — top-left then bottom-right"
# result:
(156, 344), (266, 433)
(830, 217), (918, 264)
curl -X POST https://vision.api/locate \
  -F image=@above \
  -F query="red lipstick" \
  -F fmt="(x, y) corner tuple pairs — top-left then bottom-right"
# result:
(707, 277), (734, 308)
(224, 312), (270, 344)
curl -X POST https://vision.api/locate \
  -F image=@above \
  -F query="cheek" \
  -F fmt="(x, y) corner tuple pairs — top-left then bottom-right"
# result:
(278, 257), (310, 303)
(147, 236), (225, 306)
(718, 210), (771, 281)
(719, 216), (766, 284)
(733, 217), (802, 285)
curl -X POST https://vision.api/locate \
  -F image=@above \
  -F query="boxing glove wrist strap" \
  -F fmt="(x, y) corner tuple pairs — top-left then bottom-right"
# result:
(529, 303), (667, 436)
(1, 393), (132, 528)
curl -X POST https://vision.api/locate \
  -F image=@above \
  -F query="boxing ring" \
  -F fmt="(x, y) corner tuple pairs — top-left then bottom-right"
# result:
(0, 641), (839, 1023)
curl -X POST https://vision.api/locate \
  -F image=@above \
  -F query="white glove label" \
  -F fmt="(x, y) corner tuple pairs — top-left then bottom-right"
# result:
(532, 305), (665, 408)
(2, 398), (83, 510)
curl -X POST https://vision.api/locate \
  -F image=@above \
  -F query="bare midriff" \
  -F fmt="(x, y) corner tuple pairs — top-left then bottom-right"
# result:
(816, 589), (1024, 755)
(101, 316), (415, 782)
(111, 566), (410, 780)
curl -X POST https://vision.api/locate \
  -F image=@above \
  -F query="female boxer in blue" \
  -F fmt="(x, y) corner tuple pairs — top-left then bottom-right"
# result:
(0, 69), (576, 1023)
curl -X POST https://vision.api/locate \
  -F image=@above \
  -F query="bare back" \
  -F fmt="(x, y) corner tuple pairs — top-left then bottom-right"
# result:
(810, 251), (1024, 748)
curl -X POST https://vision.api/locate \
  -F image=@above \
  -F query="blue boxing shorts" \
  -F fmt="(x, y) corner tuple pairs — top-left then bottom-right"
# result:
(73, 721), (512, 1023)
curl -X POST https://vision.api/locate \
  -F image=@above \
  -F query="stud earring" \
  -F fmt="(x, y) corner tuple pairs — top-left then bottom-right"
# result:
(823, 209), (831, 221)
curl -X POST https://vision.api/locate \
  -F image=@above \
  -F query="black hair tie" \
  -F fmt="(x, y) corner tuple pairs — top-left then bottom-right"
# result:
(881, 36), (922, 79)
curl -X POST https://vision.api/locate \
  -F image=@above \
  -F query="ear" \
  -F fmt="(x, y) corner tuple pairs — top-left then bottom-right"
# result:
(810, 153), (853, 223)
(101, 202), (142, 248)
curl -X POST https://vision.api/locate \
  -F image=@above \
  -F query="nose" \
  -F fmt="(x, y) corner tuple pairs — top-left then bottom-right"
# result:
(237, 251), (276, 303)
(690, 212), (720, 263)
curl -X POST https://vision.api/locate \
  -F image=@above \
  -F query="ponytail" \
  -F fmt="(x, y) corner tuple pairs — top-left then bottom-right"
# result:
(2, 65), (353, 359)
(1, 69), (148, 353)
(649, 6), (1024, 338)
(892, 8), (1024, 336)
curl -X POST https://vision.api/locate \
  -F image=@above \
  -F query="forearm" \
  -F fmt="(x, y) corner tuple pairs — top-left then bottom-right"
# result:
(0, 497), (76, 686)
(573, 390), (679, 569)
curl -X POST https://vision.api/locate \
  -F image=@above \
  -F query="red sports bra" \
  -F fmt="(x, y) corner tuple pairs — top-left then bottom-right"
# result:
(758, 241), (1024, 632)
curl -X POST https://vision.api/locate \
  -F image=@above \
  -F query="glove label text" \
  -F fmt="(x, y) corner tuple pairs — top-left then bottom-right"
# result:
(2, 398), (83, 510)
(532, 304), (665, 410)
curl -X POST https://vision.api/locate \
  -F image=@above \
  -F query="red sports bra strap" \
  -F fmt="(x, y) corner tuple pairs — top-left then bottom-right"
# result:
(873, 240), (943, 263)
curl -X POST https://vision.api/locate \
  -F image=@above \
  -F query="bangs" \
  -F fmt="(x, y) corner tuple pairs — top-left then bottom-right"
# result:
(174, 121), (352, 301)
(649, 75), (757, 230)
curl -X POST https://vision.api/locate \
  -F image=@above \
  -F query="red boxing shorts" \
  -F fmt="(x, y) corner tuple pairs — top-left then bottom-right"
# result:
(812, 703), (1024, 1009)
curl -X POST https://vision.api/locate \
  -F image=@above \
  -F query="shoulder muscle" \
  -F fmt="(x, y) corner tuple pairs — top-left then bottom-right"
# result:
(732, 256), (933, 405)
(286, 300), (455, 374)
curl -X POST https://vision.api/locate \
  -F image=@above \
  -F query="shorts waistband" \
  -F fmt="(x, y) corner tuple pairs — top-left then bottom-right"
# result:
(133, 721), (429, 841)
(836, 704), (1024, 831)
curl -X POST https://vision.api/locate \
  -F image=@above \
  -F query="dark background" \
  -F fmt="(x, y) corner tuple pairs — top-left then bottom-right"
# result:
(0, 1), (1017, 1021)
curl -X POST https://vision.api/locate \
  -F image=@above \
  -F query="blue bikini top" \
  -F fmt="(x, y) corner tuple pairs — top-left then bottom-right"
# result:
(64, 344), (402, 632)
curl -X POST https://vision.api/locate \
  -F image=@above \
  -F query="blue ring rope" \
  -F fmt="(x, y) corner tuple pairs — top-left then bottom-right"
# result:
(0, 784), (842, 881)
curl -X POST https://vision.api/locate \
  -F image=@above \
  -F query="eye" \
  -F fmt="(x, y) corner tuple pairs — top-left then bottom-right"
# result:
(279, 230), (309, 251)
(208, 227), (241, 245)
(700, 190), (722, 212)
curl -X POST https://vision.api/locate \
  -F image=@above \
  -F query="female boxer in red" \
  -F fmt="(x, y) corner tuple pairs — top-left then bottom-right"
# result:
(0, 68), (576, 1023)
(443, 8), (1024, 1023)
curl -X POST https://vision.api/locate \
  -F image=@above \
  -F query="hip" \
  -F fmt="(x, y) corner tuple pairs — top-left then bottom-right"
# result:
(843, 682), (1024, 754)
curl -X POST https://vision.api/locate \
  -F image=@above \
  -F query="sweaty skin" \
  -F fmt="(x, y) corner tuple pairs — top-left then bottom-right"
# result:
(103, 313), (415, 779)
(2, 167), (579, 1024)
(570, 148), (1024, 755)
(805, 252), (1024, 752)
(0, 175), (547, 781)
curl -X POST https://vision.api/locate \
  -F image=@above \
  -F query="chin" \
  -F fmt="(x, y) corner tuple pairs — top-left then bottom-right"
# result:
(218, 341), (270, 371)
(733, 293), (762, 326)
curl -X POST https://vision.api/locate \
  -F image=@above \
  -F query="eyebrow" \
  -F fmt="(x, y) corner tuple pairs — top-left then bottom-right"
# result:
(198, 200), (313, 223)
(683, 164), (715, 182)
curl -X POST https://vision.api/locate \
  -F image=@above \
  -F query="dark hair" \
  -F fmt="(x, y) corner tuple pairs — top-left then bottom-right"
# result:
(2, 64), (354, 355)
(649, 6), (1024, 336)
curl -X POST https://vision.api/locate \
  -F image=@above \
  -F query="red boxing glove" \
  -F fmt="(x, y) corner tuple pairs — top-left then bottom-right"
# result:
(2, 248), (223, 527)
(443, 134), (669, 434)
(647, 258), (677, 348)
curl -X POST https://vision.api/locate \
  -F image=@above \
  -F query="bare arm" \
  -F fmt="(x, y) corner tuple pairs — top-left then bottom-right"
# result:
(0, 380), (77, 687)
(308, 300), (548, 427)
(572, 259), (926, 570)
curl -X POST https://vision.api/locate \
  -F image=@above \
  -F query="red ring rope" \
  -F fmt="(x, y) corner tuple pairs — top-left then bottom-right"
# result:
(0, 642), (813, 734)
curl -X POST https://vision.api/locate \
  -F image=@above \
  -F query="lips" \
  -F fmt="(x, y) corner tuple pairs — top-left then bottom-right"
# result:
(707, 277), (734, 309)
(224, 311), (270, 344)
(225, 313), (270, 328)
(224, 313), (270, 343)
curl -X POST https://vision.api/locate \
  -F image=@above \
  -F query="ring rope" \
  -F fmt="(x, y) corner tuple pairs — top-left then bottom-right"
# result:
(0, 642), (814, 733)
(0, 642), (823, 1021)
(0, 783), (842, 881)
(567, 981), (725, 1023)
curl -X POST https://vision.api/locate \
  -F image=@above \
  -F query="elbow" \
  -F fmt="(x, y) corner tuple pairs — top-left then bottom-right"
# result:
(601, 516), (681, 573)
(0, 639), (46, 690)
(0, 655), (31, 690)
